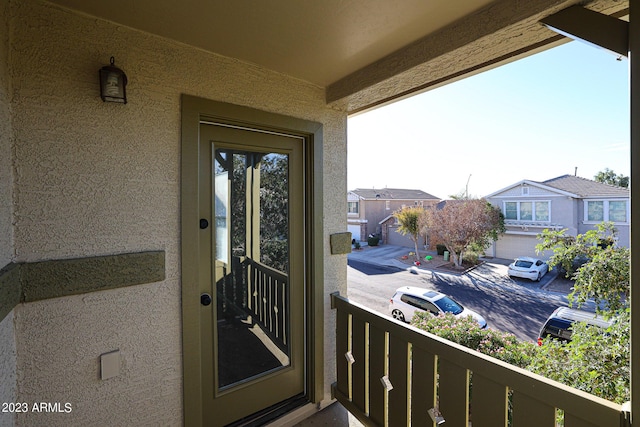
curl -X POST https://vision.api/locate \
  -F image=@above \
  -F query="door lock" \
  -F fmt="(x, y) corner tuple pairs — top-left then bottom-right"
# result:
(200, 293), (212, 306)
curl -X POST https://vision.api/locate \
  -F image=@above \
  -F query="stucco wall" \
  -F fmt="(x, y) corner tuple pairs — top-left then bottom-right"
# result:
(361, 200), (417, 236)
(0, 312), (16, 427)
(550, 196), (578, 236)
(9, 0), (346, 425)
(0, 0), (12, 268)
(0, 0), (17, 425)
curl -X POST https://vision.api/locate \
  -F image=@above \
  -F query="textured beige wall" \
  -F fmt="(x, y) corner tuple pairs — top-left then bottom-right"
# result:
(0, 0), (12, 268)
(0, 0), (17, 425)
(10, 0), (347, 425)
(0, 312), (16, 427)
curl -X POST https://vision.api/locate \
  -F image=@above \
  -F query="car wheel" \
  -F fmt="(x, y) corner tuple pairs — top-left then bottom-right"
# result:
(392, 309), (406, 322)
(535, 272), (541, 282)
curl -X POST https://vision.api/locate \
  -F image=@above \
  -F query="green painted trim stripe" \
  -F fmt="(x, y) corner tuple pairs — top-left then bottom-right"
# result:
(0, 251), (165, 322)
(0, 263), (21, 322)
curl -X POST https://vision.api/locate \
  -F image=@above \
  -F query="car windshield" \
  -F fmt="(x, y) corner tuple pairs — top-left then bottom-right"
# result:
(515, 260), (533, 268)
(434, 297), (463, 315)
(547, 318), (573, 330)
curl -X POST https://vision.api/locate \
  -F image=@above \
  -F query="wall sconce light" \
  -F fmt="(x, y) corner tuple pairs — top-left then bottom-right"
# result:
(99, 57), (127, 104)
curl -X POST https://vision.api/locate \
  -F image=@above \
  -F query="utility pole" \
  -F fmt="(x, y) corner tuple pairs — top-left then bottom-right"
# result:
(465, 174), (472, 199)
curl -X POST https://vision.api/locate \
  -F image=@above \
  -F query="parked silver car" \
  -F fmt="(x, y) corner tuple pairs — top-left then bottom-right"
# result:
(389, 286), (487, 328)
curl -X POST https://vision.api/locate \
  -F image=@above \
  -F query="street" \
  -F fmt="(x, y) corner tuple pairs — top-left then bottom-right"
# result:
(347, 258), (569, 342)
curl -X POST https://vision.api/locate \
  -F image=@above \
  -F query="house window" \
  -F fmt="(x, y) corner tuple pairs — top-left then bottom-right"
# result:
(505, 202), (517, 220)
(586, 200), (628, 223)
(348, 201), (359, 214)
(386, 201), (391, 210)
(587, 201), (604, 222)
(535, 202), (550, 221)
(520, 202), (533, 220)
(609, 201), (627, 222)
(503, 201), (550, 222)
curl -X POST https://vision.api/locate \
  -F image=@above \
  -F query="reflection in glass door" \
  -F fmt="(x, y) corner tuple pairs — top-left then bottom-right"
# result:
(214, 148), (291, 389)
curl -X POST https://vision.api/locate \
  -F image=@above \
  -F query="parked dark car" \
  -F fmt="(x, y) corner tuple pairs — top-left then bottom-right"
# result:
(537, 307), (612, 345)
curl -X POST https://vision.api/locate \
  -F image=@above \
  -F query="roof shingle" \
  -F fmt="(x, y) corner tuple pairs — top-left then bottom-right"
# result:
(540, 174), (629, 198)
(349, 188), (440, 200)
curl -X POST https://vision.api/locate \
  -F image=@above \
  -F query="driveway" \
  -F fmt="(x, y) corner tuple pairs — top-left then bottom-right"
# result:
(349, 244), (571, 295)
(346, 244), (581, 341)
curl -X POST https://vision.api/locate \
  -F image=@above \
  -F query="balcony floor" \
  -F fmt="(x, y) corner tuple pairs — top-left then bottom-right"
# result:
(293, 402), (364, 427)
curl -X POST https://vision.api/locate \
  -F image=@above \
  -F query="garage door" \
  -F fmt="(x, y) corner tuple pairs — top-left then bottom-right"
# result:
(387, 225), (425, 248)
(495, 234), (539, 260)
(348, 224), (362, 242)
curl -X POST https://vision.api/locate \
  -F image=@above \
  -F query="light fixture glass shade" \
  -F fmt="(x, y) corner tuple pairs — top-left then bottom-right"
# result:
(99, 57), (127, 103)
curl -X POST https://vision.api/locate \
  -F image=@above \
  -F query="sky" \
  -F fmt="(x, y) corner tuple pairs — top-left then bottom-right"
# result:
(347, 41), (630, 200)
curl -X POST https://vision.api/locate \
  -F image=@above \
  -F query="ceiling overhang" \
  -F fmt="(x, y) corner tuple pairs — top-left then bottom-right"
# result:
(45, 0), (629, 114)
(328, 0), (629, 113)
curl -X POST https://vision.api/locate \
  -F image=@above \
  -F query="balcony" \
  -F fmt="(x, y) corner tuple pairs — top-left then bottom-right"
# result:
(330, 293), (631, 427)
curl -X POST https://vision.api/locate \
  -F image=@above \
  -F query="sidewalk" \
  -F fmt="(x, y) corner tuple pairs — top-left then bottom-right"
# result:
(347, 243), (409, 269)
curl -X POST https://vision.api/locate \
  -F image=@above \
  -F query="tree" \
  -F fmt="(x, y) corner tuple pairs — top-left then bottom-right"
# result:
(221, 151), (289, 273)
(422, 199), (504, 268)
(594, 167), (629, 188)
(394, 206), (426, 261)
(448, 190), (478, 200)
(528, 309), (630, 404)
(536, 222), (629, 312)
(259, 153), (289, 273)
(534, 222), (630, 403)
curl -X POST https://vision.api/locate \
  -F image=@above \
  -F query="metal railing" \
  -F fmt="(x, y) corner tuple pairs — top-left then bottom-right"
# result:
(331, 292), (631, 427)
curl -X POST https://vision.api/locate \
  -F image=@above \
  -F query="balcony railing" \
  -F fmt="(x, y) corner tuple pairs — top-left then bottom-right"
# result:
(331, 293), (631, 427)
(246, 258), (288, 352)
(216, 257), (288, 353)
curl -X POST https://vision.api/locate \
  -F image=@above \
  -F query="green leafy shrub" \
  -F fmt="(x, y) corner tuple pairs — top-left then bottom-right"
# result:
(367, 235), (380, 246)
(528, 309), (630, 404)
(411, 309), (630, 404)
(411, 312), (535, 368)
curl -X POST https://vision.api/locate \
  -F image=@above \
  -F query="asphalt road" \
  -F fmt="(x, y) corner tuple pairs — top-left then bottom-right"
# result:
(347, 258), (569, 342)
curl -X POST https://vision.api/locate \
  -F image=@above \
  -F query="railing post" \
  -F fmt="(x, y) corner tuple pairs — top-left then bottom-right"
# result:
(330, 291), (340, 310)
(332, 292), (626, 427)
(630, 0), (639, 423)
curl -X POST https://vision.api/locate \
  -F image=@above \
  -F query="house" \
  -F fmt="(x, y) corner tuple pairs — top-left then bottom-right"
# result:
(0, 1), (636, 426)
(486, 174), (630, 260)
(348, 188), (440, 246)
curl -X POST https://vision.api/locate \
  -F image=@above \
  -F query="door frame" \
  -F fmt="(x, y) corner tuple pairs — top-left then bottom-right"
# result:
(180, 95), (324, 426)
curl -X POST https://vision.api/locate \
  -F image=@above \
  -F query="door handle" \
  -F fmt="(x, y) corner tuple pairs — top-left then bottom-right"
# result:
(200, 293), (212, 306)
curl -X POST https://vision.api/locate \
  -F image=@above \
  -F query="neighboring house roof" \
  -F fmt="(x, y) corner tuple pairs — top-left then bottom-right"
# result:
(379, 214), (396, 225)
(485, 174), (629, 199)
(349, 188), (440, 201)
(435, 199), (468, 210)
(541, 174), (629, 198)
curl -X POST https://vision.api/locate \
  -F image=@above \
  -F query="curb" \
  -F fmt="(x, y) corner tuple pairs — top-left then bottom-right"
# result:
(405, 261), (485, 276)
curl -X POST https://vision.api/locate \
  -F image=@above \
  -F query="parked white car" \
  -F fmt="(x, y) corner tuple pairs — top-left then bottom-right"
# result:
(507, 257), (549, 281)
(389, 286), (487, 328)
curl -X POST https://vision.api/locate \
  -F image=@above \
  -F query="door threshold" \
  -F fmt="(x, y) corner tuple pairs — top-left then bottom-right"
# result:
(226, 395), (308, 427)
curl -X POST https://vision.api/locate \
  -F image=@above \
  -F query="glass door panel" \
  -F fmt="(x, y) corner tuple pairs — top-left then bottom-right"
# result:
(214, 148), (291, 389)
(198, 122), (304, 427)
